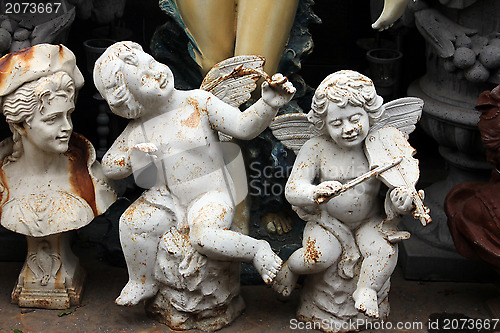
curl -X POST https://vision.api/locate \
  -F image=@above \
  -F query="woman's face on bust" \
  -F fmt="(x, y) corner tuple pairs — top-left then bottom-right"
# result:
(22, 95), (74, 154)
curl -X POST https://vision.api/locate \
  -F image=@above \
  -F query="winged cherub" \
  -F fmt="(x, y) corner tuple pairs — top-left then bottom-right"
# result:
(271, 70), (429, 319)
(94, 41), (296, 306)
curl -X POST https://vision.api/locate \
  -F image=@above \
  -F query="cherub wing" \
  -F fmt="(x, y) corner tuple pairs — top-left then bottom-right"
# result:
(200, 55), (266, 141)
(369, 97), (424, 138)
(269, 113), (322, 155)
(200, 55), (265, 108)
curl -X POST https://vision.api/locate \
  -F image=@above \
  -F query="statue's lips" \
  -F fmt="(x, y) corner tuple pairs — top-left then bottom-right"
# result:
(342, 134), (359, 141)
(56, 135), (70, 142)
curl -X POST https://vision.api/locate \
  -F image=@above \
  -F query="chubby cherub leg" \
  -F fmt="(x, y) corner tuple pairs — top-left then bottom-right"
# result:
(353, 219), (398, 319)
(372, 0), (411, 30)
(116, 196), (175, 306)
(187, 191), (282, 284)
(273, 221), (342, 296)
(272, 261), (297, 297)
(319, 212), (360, 279)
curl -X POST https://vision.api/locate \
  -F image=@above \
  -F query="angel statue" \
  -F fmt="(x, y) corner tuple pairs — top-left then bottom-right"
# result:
(93, 41), (295, 330)
(270, 70), (430, 331)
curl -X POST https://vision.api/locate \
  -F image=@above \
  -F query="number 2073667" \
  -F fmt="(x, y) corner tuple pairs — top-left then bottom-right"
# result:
(4, 2), (61, 14)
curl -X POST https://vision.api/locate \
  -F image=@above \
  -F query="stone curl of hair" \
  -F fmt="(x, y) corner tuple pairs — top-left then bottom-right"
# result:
(307, 70), (384, 131)
(93, 41), (144, 119)
(1, 71), (75, 163)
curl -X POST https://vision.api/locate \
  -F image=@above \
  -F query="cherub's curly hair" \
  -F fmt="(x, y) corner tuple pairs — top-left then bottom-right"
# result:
(2, 71), (75, 162)
(307, 70), (384, 131)
(93, 41), (145, 119)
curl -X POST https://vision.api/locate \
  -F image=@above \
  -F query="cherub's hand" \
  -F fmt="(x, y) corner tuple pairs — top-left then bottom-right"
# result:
(131, 143), (158, 154)
(131, 143), (158, 158)
(261, 73), (296, 108)
(129, 143), (158, 171)
(390, 186), (414, 214)
(313, 180), (343, 203)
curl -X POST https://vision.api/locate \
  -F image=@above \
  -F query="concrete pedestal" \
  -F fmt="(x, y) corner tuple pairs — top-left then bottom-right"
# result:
(11, 232), (85, 309)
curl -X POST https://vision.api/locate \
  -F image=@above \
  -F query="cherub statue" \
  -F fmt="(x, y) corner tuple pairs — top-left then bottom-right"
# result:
(93, 42), (295, 313)
(0, 44), (116, 309)
(270, 70), (429, 329)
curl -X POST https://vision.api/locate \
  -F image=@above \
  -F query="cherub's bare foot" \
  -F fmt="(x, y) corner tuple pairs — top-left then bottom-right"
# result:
(115, 280), (159, 306)
(353, 287), (380, 319)
(253, 241), (282, 284)
(272, 262), (298, 297)
(372, 0), (411, 30)
(262, 212), (293, 235)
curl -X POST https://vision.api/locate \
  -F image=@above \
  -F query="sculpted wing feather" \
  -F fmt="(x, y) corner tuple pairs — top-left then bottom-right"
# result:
(200, 55), (266, 141)
(209, 76), (262, 107)
(269, 113), (322, 155)
(369, 97), (424, 138)
(200, 55), (265, 107)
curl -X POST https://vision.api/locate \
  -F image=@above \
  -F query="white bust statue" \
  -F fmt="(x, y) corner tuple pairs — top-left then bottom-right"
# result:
(0, 44), (116, 309)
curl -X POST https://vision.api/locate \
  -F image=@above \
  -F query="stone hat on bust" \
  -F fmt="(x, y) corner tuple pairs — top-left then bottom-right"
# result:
(0, 44), (84, 101)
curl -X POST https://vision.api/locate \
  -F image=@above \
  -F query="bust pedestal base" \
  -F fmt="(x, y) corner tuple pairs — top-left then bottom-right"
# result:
(11, 232), (85, 309)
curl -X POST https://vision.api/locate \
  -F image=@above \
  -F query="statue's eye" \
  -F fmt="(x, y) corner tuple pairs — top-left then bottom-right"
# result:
(330, 120), (342, 127)
(350, 114), (361, 123)
(44, 115), (57, 124)
(123, 54), (138, 66)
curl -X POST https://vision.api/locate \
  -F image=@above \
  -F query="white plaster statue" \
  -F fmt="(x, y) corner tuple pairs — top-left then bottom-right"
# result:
(270, 70), (430, 332)
(94, 41), (295, 329)
(0, 44), (117, 309)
